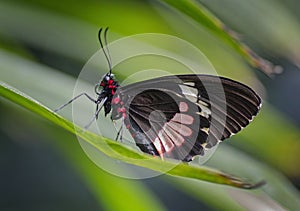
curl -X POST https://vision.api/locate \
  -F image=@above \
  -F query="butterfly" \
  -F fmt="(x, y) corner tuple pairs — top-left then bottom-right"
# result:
(55, 28), (262, 162)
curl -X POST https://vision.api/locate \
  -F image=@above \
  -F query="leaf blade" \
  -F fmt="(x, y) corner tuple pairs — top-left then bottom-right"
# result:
(159, 0), (281, 76)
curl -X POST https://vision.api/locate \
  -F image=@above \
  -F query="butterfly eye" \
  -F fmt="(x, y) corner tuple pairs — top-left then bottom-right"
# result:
(105, 75), (111, 81)
(94, 83), (103, 95)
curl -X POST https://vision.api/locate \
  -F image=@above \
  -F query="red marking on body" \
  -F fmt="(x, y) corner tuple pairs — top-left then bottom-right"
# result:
(126, 124), (130, 129)
(108, 80), (117, 93)
(117, 107), (126, 113)
(122, 113), (127, 118)
(112, 97), (121, 104)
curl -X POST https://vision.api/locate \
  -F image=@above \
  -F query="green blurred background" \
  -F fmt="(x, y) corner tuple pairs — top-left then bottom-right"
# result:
(1, 0), (300, 210)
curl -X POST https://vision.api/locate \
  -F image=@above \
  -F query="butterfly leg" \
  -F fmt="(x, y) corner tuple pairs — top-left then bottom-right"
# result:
(115, 120), (124, 142)
(84, 98), (107, 130)
(54, 92), (96, 112)
(120, 119), (126, 142)
(96, 104), (99, 119)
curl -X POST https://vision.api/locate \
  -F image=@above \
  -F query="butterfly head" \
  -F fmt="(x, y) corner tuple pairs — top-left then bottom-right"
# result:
(95, 73), (118, 96)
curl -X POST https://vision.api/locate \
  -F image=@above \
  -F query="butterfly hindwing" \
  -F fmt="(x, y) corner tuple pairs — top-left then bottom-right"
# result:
(125, 88), (207, 161)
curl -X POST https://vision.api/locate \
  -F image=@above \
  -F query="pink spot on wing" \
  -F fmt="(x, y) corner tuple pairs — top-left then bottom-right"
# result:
(168, 121), (193, 137)
(172, 113), (194, 125)
(164, 125), (185, 146)
(158, 131), (174, 152)
(112, 97), (121, 105)
(153, 138), (165, 157)
(179, 102), (188, 112)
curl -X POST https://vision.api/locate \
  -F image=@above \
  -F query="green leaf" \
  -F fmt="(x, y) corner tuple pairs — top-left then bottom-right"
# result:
(0, 81), (262, 189)
(159, 0), (282, 76)
(232, 104), (300, 177)
(206, 145), (300, 210)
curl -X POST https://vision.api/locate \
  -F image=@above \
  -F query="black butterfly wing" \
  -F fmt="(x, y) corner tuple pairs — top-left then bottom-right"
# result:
(118, 74), (261, 161)
(174, 75), (261, 146)
(126, 88), (209, 161)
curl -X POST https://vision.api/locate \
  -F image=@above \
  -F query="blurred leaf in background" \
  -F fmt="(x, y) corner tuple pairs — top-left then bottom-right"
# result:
(1, 0), (300, 210)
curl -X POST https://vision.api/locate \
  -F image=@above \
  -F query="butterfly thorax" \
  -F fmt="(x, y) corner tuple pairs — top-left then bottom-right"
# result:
(96, 73), (119, 116)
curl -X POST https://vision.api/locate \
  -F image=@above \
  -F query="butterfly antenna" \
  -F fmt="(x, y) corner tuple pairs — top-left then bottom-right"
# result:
(104, 27), (113, 75)
(98, 27), (112, 75)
